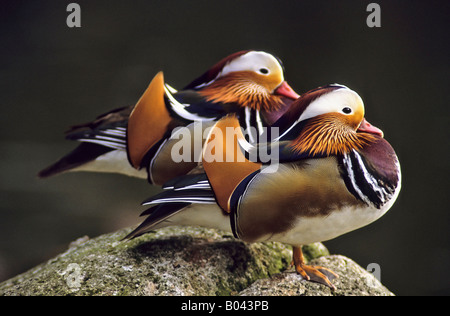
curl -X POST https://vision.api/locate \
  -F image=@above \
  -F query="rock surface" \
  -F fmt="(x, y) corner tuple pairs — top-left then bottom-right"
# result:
(0, 226), (393, 296)
(240, 256), (393, 296)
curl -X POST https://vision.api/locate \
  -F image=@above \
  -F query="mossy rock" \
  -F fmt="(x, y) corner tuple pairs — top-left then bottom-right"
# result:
(0, 226), (393, 296)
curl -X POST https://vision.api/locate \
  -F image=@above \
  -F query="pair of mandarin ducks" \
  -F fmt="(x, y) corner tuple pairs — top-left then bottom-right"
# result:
(39, 50), (401, 289)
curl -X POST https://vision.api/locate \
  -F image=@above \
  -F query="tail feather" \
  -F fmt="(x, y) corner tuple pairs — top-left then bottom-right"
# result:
(37, 143), (113, 178)
(142, 188), (216, 206)
(124, 202), (190, 239)
(125, 172), (217, 239)
(162, 173), (210, 190)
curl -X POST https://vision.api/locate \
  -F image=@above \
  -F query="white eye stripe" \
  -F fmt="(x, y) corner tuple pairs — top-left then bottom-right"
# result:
(298, 89), (362, 122)
(220, 51), (283, 78)
(274, 87), (364, 141)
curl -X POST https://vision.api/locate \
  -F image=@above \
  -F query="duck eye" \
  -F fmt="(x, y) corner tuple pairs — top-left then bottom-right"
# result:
(342, 107), (352, 114)
(258, 68), (269, 75)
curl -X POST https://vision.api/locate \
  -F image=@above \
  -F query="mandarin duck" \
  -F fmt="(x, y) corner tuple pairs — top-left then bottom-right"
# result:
(125, 84), (401, 289)
(38, 50), (299, 184)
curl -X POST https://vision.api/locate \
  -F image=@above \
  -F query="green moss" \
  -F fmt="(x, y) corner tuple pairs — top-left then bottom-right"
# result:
(0, 226), (330, 296)
(302, 243), (330, 263)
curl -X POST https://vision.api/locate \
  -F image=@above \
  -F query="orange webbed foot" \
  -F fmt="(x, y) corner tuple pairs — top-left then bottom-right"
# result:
(292, 246), (338, 290)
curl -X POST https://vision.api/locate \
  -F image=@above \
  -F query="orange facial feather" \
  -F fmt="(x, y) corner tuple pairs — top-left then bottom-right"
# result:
(198, 71), (284, 111)
(289, 114), (377, 156)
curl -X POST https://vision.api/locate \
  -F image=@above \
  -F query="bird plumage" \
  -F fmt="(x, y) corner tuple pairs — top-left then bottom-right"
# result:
(38, 50), (299, 183)
(126, 51), (299, 185)
(125, 84), (401, 288)
(37, 106), (140, 178)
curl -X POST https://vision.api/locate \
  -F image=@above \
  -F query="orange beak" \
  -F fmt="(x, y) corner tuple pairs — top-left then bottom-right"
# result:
(274, 81), (300, 100)
(357, 118), (384, 137)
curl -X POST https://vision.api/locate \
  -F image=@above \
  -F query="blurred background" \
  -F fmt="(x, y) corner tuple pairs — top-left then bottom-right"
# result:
(0, 0), (448, 295)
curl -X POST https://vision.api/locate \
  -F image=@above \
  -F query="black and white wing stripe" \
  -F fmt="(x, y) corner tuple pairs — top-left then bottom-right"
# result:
(143, 173), (216, 205)
(164, 84), (217, 122)
(73, 126), (127, 150)
(142, 189), (216, 206)
(125, 174), (216, 239)
(242, 107), (265, 143)
(340, 149), (398, 209)
(163, 180), (211, 191)
(64, 105), (133, 151)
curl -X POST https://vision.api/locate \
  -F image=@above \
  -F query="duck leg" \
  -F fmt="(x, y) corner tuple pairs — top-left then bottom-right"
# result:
(292, 246), (338, 290)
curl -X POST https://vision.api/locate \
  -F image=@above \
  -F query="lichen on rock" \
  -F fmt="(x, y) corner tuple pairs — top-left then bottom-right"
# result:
(0, 226), (393, 296)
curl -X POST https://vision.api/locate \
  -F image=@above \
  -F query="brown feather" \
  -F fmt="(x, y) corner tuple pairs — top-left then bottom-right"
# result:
(234, 157), (366, 243)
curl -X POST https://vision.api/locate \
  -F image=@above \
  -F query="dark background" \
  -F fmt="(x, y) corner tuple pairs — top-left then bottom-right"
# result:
(0, 0), (448, 295)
